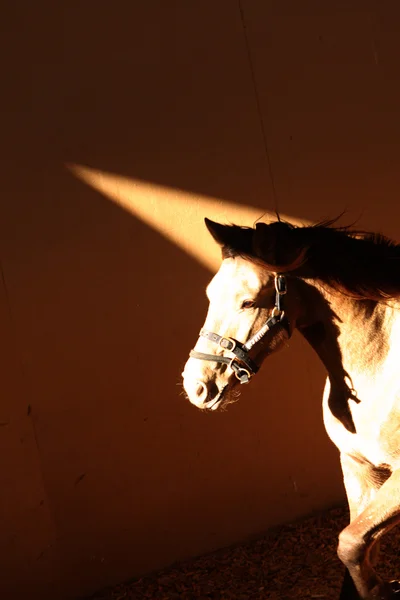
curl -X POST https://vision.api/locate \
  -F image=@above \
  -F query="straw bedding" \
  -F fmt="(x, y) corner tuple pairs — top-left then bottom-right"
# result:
(88, 506), (400, 600)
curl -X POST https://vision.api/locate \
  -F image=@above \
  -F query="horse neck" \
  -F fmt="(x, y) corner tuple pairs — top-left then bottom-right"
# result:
(296, 279), (392, 390)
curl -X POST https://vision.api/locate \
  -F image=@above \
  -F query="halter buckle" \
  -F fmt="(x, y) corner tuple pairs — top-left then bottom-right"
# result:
(219, 337), (236, 351)
(275, 274), (287, 295)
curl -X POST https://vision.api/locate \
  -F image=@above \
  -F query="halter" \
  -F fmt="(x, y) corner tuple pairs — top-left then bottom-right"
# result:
(189, 274), (288, 384)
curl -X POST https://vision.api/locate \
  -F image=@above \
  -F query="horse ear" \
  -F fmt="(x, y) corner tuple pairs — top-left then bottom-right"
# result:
(204, 218), (233, 246)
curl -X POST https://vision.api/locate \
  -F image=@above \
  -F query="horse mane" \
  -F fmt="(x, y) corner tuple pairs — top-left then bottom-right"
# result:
(213, 217), (400, 302)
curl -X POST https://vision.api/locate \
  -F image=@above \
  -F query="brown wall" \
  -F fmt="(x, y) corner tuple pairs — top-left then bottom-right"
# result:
(2, 1), (400, 599)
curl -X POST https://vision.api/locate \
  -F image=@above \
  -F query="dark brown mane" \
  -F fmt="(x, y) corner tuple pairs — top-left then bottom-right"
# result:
(213, 218), (400, 302)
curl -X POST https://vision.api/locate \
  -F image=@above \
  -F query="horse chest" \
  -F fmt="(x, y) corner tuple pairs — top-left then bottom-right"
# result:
(322, 377), (400, 467)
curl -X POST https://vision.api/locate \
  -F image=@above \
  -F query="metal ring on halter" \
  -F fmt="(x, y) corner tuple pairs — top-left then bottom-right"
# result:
(230, 358), (252, 382)
(271, 307), (285, 319)
(235, 369), (251, 383)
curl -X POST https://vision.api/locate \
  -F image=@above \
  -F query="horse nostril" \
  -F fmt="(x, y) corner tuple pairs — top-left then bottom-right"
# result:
(195, 381), (208, 401)
(207, 381), (219, 400)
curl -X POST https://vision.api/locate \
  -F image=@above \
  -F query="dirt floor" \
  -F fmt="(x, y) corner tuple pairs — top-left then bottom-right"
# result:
(88, 505), (400, 600)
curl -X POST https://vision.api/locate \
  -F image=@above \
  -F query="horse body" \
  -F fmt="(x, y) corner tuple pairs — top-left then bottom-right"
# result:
(305, 286), (400, 468)
(182, 218), (400, 599)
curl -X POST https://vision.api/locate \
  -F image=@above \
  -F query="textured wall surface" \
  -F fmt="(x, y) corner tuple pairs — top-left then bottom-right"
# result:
(2, 1), (400, 598)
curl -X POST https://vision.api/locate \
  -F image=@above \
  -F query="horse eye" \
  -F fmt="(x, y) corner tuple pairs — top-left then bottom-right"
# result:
(242, 300), (255, 309)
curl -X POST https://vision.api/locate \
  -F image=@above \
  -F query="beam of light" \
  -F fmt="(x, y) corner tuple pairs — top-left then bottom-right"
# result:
(67, 163), (307, 272)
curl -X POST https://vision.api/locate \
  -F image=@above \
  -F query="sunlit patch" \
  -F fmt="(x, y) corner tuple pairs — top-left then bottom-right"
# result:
(66, 163), (303, 272)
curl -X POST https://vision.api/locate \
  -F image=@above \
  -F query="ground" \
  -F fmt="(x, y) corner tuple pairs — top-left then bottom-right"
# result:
(87, 506), (400, 600)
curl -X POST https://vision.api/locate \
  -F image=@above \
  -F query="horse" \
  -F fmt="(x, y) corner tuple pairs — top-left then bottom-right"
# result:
(181, 217), (400, 599)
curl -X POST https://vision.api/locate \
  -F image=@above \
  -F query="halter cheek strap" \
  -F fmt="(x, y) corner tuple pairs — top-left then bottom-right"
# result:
(189, 274), (288, 384)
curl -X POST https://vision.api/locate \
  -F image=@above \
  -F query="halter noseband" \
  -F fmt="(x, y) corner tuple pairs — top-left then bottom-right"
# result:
(189, 274), (288, 385)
